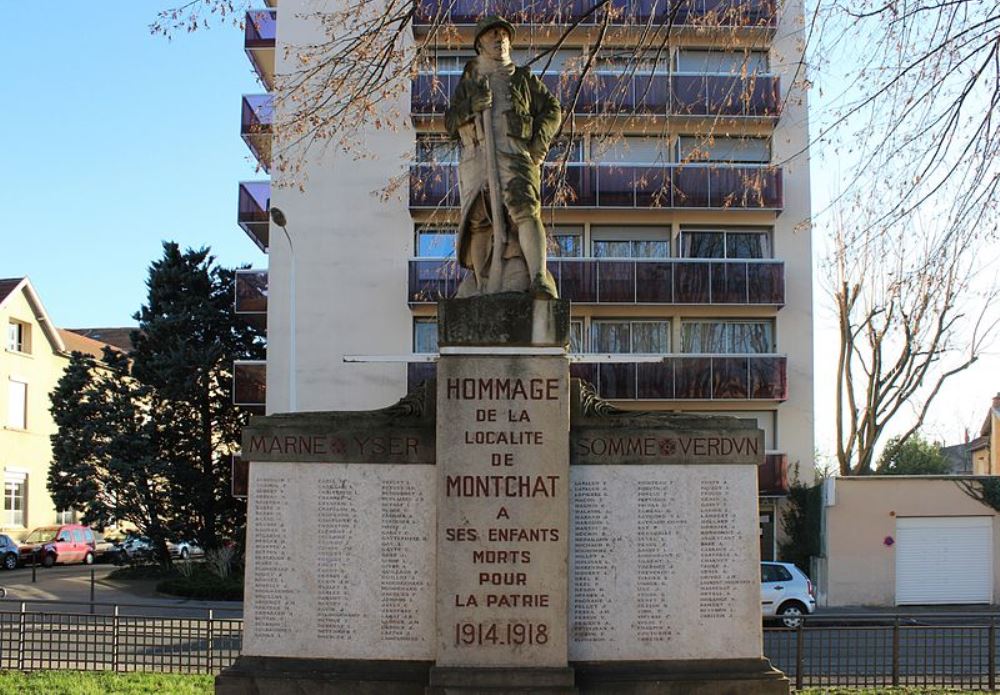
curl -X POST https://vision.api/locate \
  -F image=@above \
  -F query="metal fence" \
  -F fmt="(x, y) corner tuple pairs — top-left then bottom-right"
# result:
(764, 613), (1000, 690)
(0, 600), (242, 673)
(0, 601), (998, 688)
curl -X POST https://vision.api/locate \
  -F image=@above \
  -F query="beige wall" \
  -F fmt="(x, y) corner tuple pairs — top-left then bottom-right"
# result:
(823, 477), (1000, 607)
(0, 286), (67, 539)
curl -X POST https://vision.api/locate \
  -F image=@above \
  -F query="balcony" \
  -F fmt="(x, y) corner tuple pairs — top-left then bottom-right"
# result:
(413, 0), (778, 30)
(409, 258), (784, 305)
(409, 163), (783, 211)
(412, 72), (781, 119)
(759, 452), (789, 496)
(235, 269), (268, 330)
(234, 360), (266, 411)
(241, 94), (273, 171)
(245, 9), (277, 90)
(408, 354), (787, 400)
(238, 181), (270, 251)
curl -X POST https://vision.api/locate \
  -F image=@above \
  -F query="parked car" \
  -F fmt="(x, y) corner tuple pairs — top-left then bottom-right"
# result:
(18, 524), (97, 567)
(93, 531), (128, 563)
(168, 540), (203, 560)
(120, 534), (154, 562)
(761, 561), (816, 627)
(0, 535), (19, 570)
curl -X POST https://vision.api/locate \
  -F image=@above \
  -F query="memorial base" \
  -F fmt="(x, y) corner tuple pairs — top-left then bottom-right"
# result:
(574, 659), (789, 694)
(426, 666), (578, 694)
(215, 657), (432, 695)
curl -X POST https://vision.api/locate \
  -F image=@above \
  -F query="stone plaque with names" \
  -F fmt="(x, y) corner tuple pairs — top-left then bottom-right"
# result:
(435, 355), (570, 668)
(243, 461), (436, 660)
(568, 464), (761, 661)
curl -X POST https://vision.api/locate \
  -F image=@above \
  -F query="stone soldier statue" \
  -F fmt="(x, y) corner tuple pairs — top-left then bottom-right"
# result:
(445, 16), (562, 299)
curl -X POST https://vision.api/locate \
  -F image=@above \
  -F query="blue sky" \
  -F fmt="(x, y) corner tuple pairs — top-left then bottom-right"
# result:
(1, 2), (264, 328)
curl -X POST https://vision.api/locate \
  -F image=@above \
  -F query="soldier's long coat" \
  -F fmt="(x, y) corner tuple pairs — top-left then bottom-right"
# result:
(444, 61), (562, 269)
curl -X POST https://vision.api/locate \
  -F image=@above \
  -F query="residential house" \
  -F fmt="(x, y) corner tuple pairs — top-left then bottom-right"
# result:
(0, 278), (117, 538)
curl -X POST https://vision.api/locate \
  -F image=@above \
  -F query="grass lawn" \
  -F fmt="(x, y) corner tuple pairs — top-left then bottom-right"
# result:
(0, 671), (213, 694)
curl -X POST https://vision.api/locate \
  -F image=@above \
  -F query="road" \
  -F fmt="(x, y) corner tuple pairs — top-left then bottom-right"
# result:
(0, 563), (242, 617)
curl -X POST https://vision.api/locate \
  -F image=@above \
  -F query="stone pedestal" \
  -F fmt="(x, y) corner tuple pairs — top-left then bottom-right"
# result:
(218, 295), (788, 694)
(430, 295), (575, 692)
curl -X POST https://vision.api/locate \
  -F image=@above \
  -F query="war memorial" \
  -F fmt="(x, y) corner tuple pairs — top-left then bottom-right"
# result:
(217, 16), (788, 694)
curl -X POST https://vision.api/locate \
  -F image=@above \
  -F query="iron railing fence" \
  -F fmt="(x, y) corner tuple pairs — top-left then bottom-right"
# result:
(0, 601), (998, 688)
(0, 600), (242, 674)
(764, 613), (1000, 691)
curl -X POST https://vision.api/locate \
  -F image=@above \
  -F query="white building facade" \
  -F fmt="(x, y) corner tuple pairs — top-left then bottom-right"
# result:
(233, 0), (814, 560)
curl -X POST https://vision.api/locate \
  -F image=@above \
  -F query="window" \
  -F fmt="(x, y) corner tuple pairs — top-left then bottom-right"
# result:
(416, 135), (459, 164)
(677, 136), (770, 163)
(3, 473), (26, 527)
(71, 530), (84, 543)
(551, 233), (583, 258)
(760, 563), (791, 583)
(592, 320), (670, 353)
(591, 226), (671, 258)
(414, 318), (438, 354)
(676, 49), (769, 74)
(680, 228), (772, 258)
(593, 136), (670, 165)
(569, 320), (584, 354)
(7, 380), (27, 430)
(7, 321), (29, 354)
(681, 320), (774, 353)
(55, 509), (77, 525)
(546, 137), (584, 163)
(416, 228), (457, 257)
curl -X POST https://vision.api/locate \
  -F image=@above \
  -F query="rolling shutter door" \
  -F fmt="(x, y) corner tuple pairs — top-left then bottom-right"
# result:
(895, 516), (993, 605)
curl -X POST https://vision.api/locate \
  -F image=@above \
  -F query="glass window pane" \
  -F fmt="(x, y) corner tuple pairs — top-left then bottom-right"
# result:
(592, 322), (630, 353)
(676, 50), (768, 74)
(416, 230), (457, 257)
(416, 136), (458, 163)
(631, 240), (670, 258)
(414, 319), (438, 353)
(681, 322), (726, 352)
(551, 235), (583, 257)
(682, 232), (725, 258)
(730, 322), (774, 353)
(631, 322), (670, 352)
(727, 232), (768, 258)
(678, 136), (769, 163)
(7, 381), (26, 429)
(569, 321), (584, 353)
(592, 240), (632, 258)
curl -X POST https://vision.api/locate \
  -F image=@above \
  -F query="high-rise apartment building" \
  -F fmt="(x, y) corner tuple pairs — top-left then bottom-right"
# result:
(233, 0), (813, 559)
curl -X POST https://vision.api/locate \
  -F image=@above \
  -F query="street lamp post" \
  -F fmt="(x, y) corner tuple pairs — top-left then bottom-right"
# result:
(270, 207), (296, 412)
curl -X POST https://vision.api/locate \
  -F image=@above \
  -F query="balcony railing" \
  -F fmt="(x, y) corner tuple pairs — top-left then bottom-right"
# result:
(245, 9), (277, 90)
(233, 360), (266, 410)
(235, 269), (268, 330)
(241, 94), (273, 171)
(760, 452), (789, 496)
(408, 354), (787, 400)
(238, 181), (270, 251)
(413, 0), (778, 29)
(409, 257), (784, 305)
(412, 72), (781, 118)
(410, 163), (783, 211)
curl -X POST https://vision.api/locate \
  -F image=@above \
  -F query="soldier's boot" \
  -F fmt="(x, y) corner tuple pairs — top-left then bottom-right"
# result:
(515, 215), (559, 300)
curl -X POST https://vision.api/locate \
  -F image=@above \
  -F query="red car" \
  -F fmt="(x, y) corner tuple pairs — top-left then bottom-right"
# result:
(18, 524), (97, 567)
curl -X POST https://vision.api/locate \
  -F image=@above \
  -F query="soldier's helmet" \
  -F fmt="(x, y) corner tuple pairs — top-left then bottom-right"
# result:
(473, 15), (516, 53)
